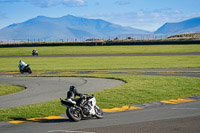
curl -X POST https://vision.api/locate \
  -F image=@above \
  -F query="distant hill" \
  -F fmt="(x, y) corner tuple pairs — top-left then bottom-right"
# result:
(0, 15), (150, 42)
(154, 17), (200, 35)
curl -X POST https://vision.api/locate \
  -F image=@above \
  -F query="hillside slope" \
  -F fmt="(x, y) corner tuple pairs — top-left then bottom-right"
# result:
(0, 15), (150, 42)
(154, 17), (200, 35)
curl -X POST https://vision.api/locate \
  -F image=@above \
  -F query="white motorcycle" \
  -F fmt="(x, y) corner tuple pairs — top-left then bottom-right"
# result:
(60, 94), (103, 122)
(32, 50), (38, 56)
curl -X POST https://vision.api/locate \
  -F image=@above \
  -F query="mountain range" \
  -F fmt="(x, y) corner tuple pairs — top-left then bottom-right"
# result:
(0, 15), (150, 42)
(0, 15), (200, 42)
(154, 17), (200, 35)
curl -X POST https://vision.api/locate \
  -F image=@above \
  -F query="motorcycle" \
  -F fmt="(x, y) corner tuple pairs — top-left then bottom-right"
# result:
(20, 64), (32, 74)
(60, 94), (103, 122)
(32, 50), (38, 56)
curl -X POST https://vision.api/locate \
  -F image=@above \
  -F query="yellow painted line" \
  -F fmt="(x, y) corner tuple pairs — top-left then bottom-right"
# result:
(43, 116), (66, 119)
(8, 98), (196, 124)
(161, 98), (196, 104)
(102, 105), (143, 113)
(9, 106), (143, 124)
(32, 72), (45, 74)
(9, 120), (29, 124)
(3, 72), (19, 74)
(9, 116), (67, 124)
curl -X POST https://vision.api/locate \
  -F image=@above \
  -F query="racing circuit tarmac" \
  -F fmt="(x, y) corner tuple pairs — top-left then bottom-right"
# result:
(0, 71), (200, 133)
(0, 53), (200, 133)
(0, 76), (124, 109)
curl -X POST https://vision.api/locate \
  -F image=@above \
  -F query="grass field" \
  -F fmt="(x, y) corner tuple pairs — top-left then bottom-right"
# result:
(0, 74), (200, 121)
(0, 44), (200, 56)
(0, 55), (200, 72)
(0, 44), (200, 121)
(0, 84), (24, 96)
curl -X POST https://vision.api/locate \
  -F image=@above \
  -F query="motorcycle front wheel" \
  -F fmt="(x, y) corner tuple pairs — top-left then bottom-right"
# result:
(66, 107), (81, 122)
(20, 70), (24, 74)
(94, 105), (103, 119)
(28, 68), (32, 74)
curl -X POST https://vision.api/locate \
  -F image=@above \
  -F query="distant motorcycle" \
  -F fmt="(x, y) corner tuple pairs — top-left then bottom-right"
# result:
(32, 50), (38, 56)
(19, 64), (32, 74)
(18, 60), (32, 74)
(60, 94), (103, 122)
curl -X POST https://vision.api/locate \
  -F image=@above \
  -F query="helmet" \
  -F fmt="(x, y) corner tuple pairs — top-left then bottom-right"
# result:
(69, 86), (76, 93)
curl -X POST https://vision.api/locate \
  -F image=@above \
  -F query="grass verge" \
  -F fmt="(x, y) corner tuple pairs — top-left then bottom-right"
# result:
(0, 45), (200, 56)
(0, 74), (200, 121)
(0, 84), (24, 96)
(0, 55), (200, 72)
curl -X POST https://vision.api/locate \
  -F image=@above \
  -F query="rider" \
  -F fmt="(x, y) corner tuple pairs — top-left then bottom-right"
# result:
(18, 60), (28, 70)
(66, 86), (85, 107)
(32, 49), (36, 53)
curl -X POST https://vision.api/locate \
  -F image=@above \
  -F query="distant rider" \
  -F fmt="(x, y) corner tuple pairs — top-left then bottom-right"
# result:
(66, 86), (85, 107)
(32, 49), (38, 55)
(32, 49), (37, 53)
(18, 60), (28, 71)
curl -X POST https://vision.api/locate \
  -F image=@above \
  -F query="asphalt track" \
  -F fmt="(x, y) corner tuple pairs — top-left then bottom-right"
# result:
(0, 52), (200, 133)
(1, 98), (200, 133)
(0, 77), (124, 109)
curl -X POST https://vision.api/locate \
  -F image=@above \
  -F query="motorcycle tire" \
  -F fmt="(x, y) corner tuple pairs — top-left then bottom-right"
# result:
(20, 70), (24, 74)
(94, 106), (103, 119)
(66, 107), (81, 122)
(28, 68), (32, 74)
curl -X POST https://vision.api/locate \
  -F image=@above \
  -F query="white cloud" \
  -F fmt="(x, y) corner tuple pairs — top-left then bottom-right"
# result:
(61, 0), (85, 7)
(83, 8), (200, 31)
(29, 0), (85, 7)
(0, 0), (85, 7)
(28, 0), (57, 8)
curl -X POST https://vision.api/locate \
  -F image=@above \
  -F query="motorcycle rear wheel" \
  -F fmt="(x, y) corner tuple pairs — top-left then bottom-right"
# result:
(66, 107), (81, 122)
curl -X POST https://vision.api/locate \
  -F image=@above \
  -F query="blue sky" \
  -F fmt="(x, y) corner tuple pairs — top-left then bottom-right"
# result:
(0, 0), (200, 31)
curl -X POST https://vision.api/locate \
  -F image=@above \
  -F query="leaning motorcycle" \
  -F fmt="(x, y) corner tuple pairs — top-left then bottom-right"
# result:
(32, 50), (38, 56)
(60, 94), (103, 122)
(20, 64), (32, 74)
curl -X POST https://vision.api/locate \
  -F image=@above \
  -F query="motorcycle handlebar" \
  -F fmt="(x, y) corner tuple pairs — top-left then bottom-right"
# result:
(81, 94), (94, 99)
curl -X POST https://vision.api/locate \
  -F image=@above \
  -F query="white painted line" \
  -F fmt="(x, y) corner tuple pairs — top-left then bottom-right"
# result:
(48, 130), (95, 133)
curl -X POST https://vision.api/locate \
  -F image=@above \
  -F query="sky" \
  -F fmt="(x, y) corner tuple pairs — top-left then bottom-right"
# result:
(0, 0), (200, 31)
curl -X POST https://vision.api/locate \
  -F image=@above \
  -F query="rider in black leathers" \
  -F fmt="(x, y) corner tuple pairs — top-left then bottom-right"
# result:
(67, 86), (85, 107)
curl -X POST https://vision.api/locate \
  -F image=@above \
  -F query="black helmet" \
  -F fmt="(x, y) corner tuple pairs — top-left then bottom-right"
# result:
(69, 86), (76, 92)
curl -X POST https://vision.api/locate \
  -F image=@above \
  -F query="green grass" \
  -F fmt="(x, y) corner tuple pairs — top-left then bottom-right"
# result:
(0, 74), (200, 121)
(0, 45), (200, 56)
(0, 55), (200, 72)
(0, 84), (24, 96)
(93, 74), (200, 108)
(0, 44), (200, 121)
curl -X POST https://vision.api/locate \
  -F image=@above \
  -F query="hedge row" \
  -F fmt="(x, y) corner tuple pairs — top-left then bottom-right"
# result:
(0, 40), (200, 47)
